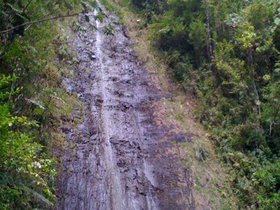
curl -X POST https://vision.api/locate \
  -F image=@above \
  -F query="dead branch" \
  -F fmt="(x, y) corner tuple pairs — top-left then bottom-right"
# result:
(0, 13), (80, 34)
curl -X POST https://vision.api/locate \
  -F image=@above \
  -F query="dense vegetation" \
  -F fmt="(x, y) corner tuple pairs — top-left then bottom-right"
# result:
(128, 0), (280, 209)
(1, 0), (279, 209)
(0, 0), (80, 209)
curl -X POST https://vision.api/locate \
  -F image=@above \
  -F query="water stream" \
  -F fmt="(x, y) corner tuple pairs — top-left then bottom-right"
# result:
(57, 1), (195, 209)
(93, 4), (126, 209)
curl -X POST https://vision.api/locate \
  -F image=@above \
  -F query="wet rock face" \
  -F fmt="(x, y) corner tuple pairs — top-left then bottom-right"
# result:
(56, 1), (195, 210)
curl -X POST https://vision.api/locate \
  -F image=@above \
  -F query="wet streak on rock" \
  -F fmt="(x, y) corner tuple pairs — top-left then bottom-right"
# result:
(56, 1), (195, 210)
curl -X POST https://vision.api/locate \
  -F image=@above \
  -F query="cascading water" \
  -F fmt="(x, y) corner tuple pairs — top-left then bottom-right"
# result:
(57, 1), (195, 209)
(92, 4), (126, 209)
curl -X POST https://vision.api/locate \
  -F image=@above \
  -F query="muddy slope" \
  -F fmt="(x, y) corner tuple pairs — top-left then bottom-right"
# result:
(57, 1), (196, 210)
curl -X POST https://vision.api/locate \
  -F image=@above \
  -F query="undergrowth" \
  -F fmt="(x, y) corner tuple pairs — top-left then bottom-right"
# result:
(0, 0), (82, 209)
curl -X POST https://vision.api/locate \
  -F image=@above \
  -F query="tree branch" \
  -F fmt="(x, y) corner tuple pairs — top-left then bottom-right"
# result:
(0, 13), (80, 34)
(22, 0), (34, 13)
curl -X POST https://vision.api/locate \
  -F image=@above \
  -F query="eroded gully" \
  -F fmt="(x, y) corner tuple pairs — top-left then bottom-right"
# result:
(57, 1), (195, 209)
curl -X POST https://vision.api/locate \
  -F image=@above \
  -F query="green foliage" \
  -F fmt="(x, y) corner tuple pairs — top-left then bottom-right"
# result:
(137, 0), (280, 208)
(188, 18), (207, 50)
(0, 0), (82, 209)
(0, 74), (19, 101)
(0, 104), (55, 209)
(131, 0), (146, 8)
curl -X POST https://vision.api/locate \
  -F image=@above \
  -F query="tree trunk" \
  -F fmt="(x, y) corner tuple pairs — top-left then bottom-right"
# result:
(247, 47), (261, 116)
(204, 0), (222, 89)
